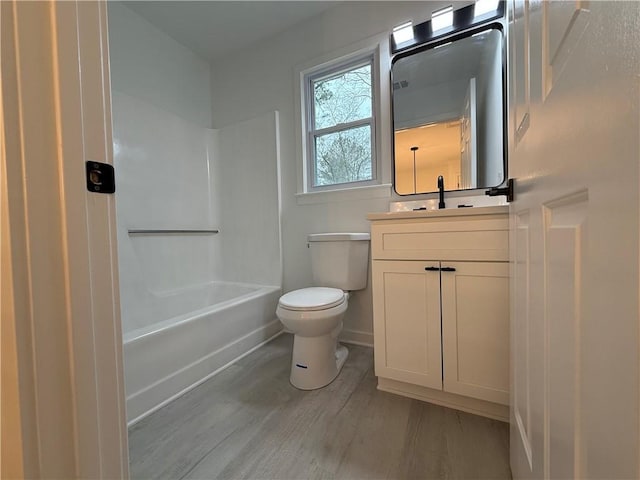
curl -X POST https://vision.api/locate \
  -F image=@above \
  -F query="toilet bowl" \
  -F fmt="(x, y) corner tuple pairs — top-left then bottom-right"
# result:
(276, 232), (370, 390)
(277, 287), (350, 390)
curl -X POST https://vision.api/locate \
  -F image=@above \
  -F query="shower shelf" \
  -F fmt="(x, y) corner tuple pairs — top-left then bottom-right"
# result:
(127, 229), (219, 235)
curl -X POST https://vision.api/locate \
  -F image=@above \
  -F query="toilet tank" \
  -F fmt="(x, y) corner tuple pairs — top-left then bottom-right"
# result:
(308, 233), (370, 290)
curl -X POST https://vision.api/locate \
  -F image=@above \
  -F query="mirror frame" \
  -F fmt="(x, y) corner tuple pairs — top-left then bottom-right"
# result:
(390, 4), (508, 196)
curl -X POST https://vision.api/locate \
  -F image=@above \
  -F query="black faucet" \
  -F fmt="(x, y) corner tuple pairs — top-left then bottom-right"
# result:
(437, 175), (445, 209)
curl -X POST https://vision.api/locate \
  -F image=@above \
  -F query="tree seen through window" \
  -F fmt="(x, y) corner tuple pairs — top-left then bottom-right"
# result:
(310, 61), (374, 187)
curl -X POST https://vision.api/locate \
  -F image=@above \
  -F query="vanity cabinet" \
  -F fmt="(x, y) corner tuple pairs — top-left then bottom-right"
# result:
(368, 206), (509, 420)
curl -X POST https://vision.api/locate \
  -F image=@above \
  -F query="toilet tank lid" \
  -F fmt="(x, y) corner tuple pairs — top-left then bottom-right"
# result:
(308, 233), (370, 242)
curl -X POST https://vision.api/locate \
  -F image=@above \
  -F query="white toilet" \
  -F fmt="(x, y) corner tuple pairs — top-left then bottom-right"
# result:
(276, 232), (370, 390)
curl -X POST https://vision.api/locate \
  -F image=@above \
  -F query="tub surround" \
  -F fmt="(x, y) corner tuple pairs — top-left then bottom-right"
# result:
(368, 206), (509, 421)
(112, 93), (281, 315)
(112, 92), (222, 333)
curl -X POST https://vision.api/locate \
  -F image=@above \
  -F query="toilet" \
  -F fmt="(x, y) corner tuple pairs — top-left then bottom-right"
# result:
(276, 233), (370, 390)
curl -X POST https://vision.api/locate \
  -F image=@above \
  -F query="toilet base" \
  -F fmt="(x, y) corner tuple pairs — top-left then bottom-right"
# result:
(289, 333), (349, 390)
(335, 344), (348, 372)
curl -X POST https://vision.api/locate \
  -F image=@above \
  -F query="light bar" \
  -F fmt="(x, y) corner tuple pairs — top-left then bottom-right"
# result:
(474, 0), (500, 18)
(390, 1), (505, 54)
(393, 21), (414, 45)
(431, 6), (454, 32)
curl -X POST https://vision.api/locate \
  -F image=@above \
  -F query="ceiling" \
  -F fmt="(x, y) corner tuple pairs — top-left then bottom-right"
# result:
(123, 1), (341, 61)
(394, 28), (500, 88)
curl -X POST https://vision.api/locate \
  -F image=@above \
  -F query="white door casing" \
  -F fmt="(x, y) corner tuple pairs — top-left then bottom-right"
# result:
(509, 1), (640, 478)
(1, 1), (128, 478)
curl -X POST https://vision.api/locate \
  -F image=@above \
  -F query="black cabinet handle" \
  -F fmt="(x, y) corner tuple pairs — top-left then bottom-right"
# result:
(441, 266), (456, 272)
(424, 266), (440, 271)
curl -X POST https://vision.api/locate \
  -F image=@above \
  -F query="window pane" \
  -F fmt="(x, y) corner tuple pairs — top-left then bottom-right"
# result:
(313, 64), (372, 130)
(314, 125), (372, 186)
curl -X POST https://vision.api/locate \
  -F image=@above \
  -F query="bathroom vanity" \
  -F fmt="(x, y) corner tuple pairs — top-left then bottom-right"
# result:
(368, 206), (509, 421)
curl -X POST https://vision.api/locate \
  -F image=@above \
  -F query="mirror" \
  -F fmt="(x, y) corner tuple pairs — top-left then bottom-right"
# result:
(392, 28), (504, 195)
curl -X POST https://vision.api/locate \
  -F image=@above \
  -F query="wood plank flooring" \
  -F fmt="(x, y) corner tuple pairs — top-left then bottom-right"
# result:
(128, 333), (511, 479)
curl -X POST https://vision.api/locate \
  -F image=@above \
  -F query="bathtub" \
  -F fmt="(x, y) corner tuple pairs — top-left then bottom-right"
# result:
(123, 281), (282, 425)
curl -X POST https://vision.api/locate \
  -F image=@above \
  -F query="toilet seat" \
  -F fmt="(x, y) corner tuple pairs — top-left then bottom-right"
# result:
(278, 287), (346, 312)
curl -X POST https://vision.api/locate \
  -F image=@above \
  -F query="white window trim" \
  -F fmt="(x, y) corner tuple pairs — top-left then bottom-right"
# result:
(295, 183), (392, 205)
(305, 55), (377, 192)
(295, 34), (392, 203)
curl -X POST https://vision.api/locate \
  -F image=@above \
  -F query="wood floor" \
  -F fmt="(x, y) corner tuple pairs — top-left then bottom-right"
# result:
(128, 333), (511, 479)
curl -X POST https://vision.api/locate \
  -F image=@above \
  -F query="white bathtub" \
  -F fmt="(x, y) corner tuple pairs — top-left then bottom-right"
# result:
(123, 281), (282, 425)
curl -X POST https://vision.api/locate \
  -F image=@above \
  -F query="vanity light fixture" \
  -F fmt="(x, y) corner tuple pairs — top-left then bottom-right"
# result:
(390, 1), (504, 54)
(431, 5), (454, 33)
(474, 0), (500, 18)
(392, 21), (414, 45)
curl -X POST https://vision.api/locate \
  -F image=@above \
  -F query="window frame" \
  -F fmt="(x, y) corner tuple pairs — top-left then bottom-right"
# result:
(304, 53), (379, 193)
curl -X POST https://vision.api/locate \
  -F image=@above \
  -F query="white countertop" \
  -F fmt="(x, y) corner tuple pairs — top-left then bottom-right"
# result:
(367, 205), (509, 221)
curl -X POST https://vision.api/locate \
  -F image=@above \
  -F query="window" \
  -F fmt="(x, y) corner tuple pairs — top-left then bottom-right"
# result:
(305, 55), (377, 191)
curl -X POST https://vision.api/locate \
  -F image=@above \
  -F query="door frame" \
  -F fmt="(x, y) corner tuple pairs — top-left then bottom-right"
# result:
(1, 1), (128, 478)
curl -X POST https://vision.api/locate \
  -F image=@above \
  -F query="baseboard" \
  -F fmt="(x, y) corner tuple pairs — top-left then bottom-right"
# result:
(377, 377), (509, 422)
(127, 322), (284, 427)
(339, 328), (373, 347)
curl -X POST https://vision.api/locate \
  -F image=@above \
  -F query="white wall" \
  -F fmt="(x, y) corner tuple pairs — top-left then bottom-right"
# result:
(209, 2), (454, 342)
(108, 2), (212, 127)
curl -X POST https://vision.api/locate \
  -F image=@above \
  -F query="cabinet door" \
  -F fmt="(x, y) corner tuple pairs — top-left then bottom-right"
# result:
(441, 261), (509, 405)
(372, 261), (442, 389)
